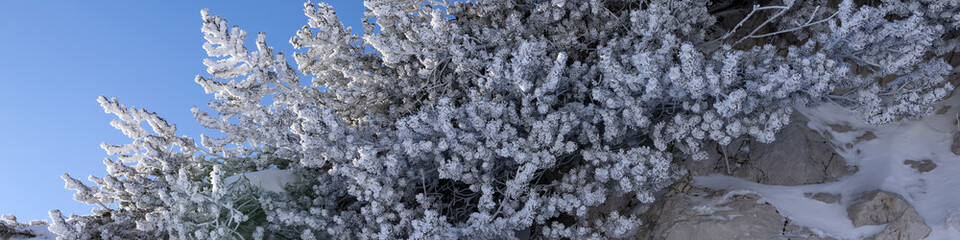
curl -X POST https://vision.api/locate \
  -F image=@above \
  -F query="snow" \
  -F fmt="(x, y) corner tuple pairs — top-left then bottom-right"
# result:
(223, 167), (299, 193)
(694, 90), (960, 239)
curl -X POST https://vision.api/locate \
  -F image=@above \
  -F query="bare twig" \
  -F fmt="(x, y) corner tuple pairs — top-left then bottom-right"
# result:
(734, 4), (793, 45)
(721, 144), (731, 174)
(747, 9), (839, 39)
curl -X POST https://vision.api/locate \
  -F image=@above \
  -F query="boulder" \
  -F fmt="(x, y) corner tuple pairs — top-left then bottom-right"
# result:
(685, 111), (855, 185)
(805, 192), (842, 204)
(847, 191), (931, 240)
(642, 187), (833, 240)
(902, 159), (937, 173)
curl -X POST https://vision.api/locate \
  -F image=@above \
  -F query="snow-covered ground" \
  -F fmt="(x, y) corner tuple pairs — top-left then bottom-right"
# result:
(695, 90), (960, 239)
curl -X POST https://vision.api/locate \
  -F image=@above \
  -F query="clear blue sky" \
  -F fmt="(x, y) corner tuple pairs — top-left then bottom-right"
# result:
(0, 1), (365, 222)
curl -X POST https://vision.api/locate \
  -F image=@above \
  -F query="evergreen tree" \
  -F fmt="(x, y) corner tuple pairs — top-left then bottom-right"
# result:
(52, 0), (959, 239)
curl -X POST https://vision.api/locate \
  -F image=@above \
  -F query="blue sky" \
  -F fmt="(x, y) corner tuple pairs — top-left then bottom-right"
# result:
(0, 1), (365, 222)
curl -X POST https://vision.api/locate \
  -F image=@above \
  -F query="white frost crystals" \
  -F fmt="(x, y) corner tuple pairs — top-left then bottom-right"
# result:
(44, 0), (960, 239)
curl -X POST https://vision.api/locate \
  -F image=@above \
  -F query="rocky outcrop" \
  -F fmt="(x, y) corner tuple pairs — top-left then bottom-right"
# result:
(636, 111), (935, 240)
(903, 159), (937, 173)
(847, 191), (931, 240)
(805, 192), (842, 204)
(633, 111), (859, 239)
(640, 186), (833, 240)
(685, 111), (856, 186)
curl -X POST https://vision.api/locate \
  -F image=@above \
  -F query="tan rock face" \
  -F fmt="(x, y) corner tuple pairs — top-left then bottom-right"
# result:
(650, 193), (784, 240)
(648, 112), (933, 240)
(902, 159), (937, 173)
(804, 192), (842, 204)
(846, 191), (931, 240)
(643, 189), (833, 240)
(685, 111), (856, 186)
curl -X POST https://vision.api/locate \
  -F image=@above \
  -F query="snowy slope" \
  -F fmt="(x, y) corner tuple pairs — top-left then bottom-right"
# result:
(694, 90), (960, 239)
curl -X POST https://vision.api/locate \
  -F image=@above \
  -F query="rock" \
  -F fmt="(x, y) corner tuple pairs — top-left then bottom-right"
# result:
(847, 191), (931, 240)
(847, 191), (911, 226)
(828, 124), (855, 133)
(686, 111), (856, 185)
(855, 131), (877, 142)
(952, 132), (960, 155)
(868, 210), (930, 240)
(903, 159), (937, 173)
(936, 105), (951, 114)
(804, 192), (842, 204)
(643, 188), (833, 240)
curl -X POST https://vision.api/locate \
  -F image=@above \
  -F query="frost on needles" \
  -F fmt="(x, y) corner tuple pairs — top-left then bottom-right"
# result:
(49, 0), (959, 239)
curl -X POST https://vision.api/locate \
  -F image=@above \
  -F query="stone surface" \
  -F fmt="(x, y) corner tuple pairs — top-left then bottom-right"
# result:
(827, 123), (855, 133)
(936, 105), (951, 114)
(848, 191), (911, 226)
(847, 191), (931, 240)
(646, 110), (938, 239)
(903, 159), (937, 173)
(867, 210), (930, 240)
(804, 192), (842, 204)
(855, 131), (876, 142)
(641, 188), (833, 240)
(685, 111), (856, 185)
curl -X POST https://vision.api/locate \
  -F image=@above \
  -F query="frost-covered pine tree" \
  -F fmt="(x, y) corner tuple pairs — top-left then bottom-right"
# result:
(52, 0), (958, 239)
